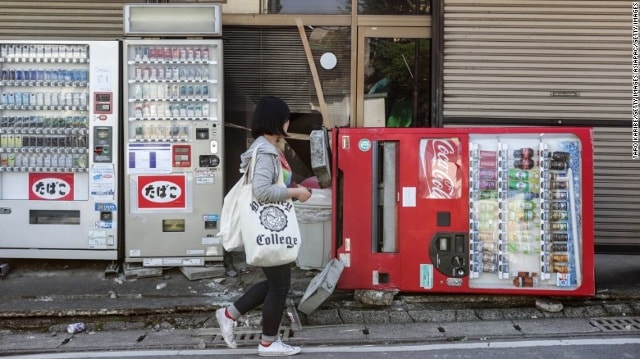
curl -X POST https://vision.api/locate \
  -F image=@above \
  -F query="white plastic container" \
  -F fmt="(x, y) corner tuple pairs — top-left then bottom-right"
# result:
(294, 188), (332, 270)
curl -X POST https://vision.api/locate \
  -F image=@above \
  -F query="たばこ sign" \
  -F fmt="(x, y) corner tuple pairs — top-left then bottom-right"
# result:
(137, 175), (186, 209)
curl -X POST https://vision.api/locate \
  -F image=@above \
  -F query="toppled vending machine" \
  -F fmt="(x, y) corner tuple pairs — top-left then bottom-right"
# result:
(333, 127), (594, 296)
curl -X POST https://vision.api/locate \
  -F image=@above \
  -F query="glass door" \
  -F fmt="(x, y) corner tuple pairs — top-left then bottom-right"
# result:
(356, 26), (431, 128)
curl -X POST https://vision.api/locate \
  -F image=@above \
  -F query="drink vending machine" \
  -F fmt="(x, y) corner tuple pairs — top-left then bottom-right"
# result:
(333, 127), (594, 296)
(0, 40), (120, 260)
(122, 37), (225, 266)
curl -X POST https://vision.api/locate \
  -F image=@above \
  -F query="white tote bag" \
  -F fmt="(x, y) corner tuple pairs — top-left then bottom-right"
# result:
(217, 147), (260, 251)
(239, 155), (301, 267)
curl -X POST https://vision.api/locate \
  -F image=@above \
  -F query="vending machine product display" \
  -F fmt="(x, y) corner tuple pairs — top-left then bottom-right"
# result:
(333, 127), (594, 296)
(0, 40), (120, 259)
(122, 38), (225, 266)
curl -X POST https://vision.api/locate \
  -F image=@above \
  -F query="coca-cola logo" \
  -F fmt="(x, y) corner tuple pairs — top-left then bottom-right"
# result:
(421, 138), (461, 199)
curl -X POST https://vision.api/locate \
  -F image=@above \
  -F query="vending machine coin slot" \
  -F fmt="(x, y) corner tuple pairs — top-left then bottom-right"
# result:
(198, 154), (220, 168)
(429, 232), (468, 278)
(93, 126), (113, 163)
(455, 235), (465, 253)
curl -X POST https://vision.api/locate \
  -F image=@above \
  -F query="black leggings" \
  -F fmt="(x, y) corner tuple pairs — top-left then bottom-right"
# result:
(233, 263), (291, 337)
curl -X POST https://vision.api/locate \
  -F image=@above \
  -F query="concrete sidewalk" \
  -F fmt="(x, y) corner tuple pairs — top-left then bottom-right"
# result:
(0, 254), (638, 344)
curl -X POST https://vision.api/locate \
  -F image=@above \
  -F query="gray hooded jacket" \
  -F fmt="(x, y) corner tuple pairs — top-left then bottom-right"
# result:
(239, 136), (288, 203)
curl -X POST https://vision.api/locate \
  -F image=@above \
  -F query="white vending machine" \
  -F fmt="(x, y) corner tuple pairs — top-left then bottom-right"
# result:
(0, 40), (120, 260)
(122, 4), (225, 266)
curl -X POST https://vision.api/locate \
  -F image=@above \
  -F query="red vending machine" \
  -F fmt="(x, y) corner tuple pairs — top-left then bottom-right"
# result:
(333, 127), (594, 296)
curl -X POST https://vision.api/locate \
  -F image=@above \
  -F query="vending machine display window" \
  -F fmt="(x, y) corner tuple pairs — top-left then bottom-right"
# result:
(468, 134), (583, 290)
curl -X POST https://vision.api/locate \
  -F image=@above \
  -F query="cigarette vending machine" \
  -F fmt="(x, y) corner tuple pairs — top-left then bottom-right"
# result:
(333, 127), (594, 296)
(122, 4), (225, 266)
(0, 40), (120, 260)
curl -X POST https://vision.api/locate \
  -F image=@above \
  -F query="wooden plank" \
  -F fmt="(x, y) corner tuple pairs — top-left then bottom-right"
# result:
(295, 17), (333, 128)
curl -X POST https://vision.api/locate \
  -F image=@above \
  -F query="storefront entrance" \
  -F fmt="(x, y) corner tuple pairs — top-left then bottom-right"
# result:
(357, 26), (431, 127)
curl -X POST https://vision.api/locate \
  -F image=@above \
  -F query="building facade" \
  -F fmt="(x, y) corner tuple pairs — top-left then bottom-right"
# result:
(0, 0), (636, 250)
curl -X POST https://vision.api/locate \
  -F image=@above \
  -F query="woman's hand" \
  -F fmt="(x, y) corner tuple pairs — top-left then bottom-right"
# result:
(293, 186), (312, 203)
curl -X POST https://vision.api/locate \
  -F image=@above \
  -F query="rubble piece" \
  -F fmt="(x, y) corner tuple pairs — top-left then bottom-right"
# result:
(0, 263), (10, 279)
(354, 289), (399, 307)
(123, 263), (163, 279)
(535, 297), (564, 313)
(156, 282), (167, 290)
(286, 298), (302, 331)
(298, 258), (344, 315)
(104, 262), (120, 278)
(179, 265), (225, 281)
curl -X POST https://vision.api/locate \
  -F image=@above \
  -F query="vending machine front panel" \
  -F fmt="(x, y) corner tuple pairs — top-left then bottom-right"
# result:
(0, 40), (120, 260)
(122, 39), (225, 266)
(335, 129), (471, 292)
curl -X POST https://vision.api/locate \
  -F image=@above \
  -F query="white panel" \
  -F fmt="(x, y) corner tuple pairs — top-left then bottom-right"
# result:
(443, 0), (629, 122)
(124, 4), (222, 36)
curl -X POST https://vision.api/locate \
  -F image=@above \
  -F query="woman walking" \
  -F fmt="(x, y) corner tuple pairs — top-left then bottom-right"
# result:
(216, 96), (311, 356)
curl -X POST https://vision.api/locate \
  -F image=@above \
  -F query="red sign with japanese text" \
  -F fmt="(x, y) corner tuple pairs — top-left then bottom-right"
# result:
(29, 173), (75, 201)
(418, 138), (462, 199)
(137, 175), (186, 209)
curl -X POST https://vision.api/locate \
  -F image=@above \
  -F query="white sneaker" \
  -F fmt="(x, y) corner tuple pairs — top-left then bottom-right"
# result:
(215, 308), (237, 349)
(258, 337), (301, 356)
